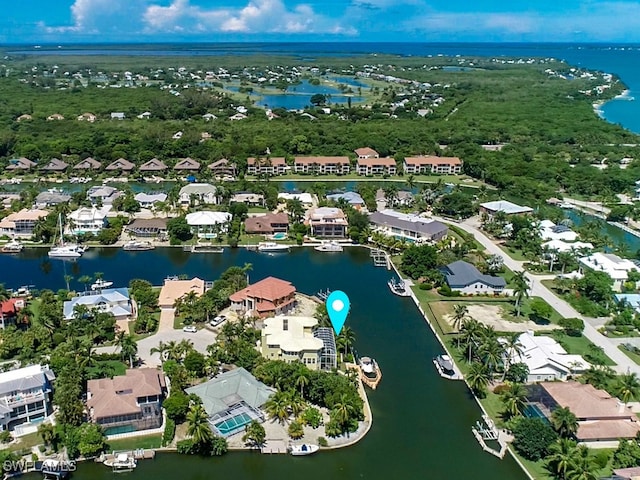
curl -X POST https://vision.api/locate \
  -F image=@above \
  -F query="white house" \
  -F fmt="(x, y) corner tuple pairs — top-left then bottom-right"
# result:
(480, 200), (533, 217)
(542, 239), (594, 253)
(178, 183), (218, 206)
(539, 220), (579, 242)
(578, 252), (639, 291)
(68, 206), (110, 235)
(63, 288), (133, 321)
(506, 331), (589, 383)
(134, 192), (168, 209)
(87, 186), (123, 206)
(185, 211), (231, 238)
(278, 192), (314, 206)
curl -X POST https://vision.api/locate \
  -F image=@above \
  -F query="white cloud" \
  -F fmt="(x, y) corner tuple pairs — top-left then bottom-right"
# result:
(45, 0), (149, 34)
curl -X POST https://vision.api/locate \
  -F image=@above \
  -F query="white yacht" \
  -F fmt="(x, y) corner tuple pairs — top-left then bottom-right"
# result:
(388, 277), (411, 297)
(289, 444), (319, 456)
(257, 242), (290, 252)
(48, 213), (84, 259)
(1, 240), (23, 253)
(91, 279), (113, 290)
(314, 241), (343, 252)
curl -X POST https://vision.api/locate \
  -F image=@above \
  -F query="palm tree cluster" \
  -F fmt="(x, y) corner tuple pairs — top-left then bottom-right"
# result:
(546, 439), (599, 480)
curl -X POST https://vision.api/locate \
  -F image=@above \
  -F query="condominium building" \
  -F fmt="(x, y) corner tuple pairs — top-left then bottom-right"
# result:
(293, 156), (350, 175)
(403, 156), (462, 174)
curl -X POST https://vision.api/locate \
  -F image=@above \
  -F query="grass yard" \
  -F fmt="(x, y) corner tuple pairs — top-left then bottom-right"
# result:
(618, 344), (640, 365)
(6, 431), (41, 453)
(554, 333), (615, 366)
(107, 434), (163, 451)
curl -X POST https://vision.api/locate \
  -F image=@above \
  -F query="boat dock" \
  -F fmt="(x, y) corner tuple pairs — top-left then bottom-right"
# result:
(261, 439), (287, 454)
(183, 244), (224, 253)
(433, 355), (463, 381)
(100, 448), (156, 464)
(370, 249), (390, 269)
(471, 415), (510, 459)
(314, 288), (331, 302)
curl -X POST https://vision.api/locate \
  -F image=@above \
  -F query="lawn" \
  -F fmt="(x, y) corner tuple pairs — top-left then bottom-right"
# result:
(6, 431), (41, 453)
(554, 333), (615, 366)
(87, 360), (127, 378)
(107, 434), (163, 451)
(618, 344), (640, 365)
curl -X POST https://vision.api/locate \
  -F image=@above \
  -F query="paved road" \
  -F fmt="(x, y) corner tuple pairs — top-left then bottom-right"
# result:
(436, 216), (640, 375)
(94, 307), (217, 367)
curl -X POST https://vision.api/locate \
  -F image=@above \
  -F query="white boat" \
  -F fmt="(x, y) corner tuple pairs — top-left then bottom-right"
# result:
(388, 278), (410, 297)
(48, 214), (84, 259)
(289, 443), (319, 456)
(257, 242), (290, 252)
(359, 356), (378, 376)
(1, 240), (23, 253)
(123, 240), (155, 251)
(91, 279), (113, 290)
(105, 453), (137, 472)
(314, 241), (343, 252)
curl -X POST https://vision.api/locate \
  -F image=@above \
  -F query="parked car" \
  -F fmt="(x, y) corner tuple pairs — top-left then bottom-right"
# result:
(183, 325), (197, 333)
(210, 315), (226, 327)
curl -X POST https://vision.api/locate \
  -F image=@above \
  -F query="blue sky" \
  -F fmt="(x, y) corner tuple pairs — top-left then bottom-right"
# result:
(3, 0), (640, 43)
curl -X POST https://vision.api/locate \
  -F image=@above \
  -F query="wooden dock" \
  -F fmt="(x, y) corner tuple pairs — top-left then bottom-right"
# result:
(100, 449), (156, 464)
(261, 440), (287, 454)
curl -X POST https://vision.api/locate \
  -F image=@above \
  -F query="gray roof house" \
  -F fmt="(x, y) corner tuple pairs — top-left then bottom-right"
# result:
(441, 260), (506, 295)
(87, 185), (123, 206)
(105, 158), (135, 171)
(74, 157), (102, 171)
(40, 158), (69, 172)
(186, 368), (275, 437)
(139, 158), (168, 172)
(369, 209), (448, 242)
(7, 157), (36, 170)
(63, 288), (133, 321)
(35, 191), (71, 208)
(179, 183), (218, 205)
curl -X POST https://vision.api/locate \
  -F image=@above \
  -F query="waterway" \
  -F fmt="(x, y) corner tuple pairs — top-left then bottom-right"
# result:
(565, 209), (640, 253)
(10, 247), (526, 480)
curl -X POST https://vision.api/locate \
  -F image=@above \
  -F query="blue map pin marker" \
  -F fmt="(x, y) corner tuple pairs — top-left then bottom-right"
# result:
(326, 290), (350, 336)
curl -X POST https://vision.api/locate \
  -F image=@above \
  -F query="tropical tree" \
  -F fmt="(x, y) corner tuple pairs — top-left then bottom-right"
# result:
(551, 406), (578, 439)
(150, 341), (170, 364)
(500, 382), (527, 418)
(502, 334), (524, 381)
(451, 304), (468, 335)
(512, 271), (530, 317)
(615, 372), (640, 405)
(78, 275), (92, 292)
(565, 445), (597, 480)
(288, 420), (304, 439)
(264, 391), (290, 424)
(186, 403), (214, 448)
(242, 420), (266, 449)
(116, 332), (138, 368)
(332, 393), (355, 432)
(295, 371), (309, 397)
(336, 326), (356, 359)
(460, 317), (483, 362)
(546, 438), (578, 480)
(467, 362), (490, 397)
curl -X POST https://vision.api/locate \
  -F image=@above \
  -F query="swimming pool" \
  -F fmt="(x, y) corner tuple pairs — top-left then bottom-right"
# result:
(272, 233), (287, 240)
(523, 404), (549, 424)
(214, 412), (254, 436)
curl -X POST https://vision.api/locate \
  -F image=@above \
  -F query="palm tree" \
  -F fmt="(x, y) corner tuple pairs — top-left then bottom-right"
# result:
(382, 185), (398, 208)
(451, 304), (468, 335)
(500, 382), (527, 418)
(264, 391), (290, 424)
(186, 403), (214, 446)
(332, 393), (355, 431)
(551, 406), (578, 439)
(565, 445), (597, 480)
(406, 174), (416, 190)
(502, 334), (524, 381)
(242, 420), (266, 449)
(478, 337), (504, 376)
(116, 332), (138, 368)
(78, 275), (92, 292)
(460, 317), (483, 362)
(512, 271), (530, 317)
(615, 372), (640, 405)
(546, 438), (578, 480)
(336, 326), (356, 359)
(295, 371), (309, 397)
(466, 362), (490, 397)
(557, 251), (575, 275)
(150, 341), (170, 364)
(287, 392), (307, 418)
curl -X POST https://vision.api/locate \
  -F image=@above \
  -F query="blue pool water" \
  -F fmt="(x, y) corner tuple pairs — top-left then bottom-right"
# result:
(272, 233), (287, 240)
(523, 404), (549, 424)
(214, 412), (254, 436)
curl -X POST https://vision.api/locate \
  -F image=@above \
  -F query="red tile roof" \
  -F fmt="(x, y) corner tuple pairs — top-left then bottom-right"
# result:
(247, 157), (286, 166)
(354, 147), (379, 158)
(229, 276), (296, 303)
(294, 156), (350, 165)
(404, 155), (462, 166)
(356, 157), (396, 167)
(1, 298), (22, 316)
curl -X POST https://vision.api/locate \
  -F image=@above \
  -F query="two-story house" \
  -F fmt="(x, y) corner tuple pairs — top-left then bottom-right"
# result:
(0, 364), (55, 433)
(294, 156), (350, 175)
(63, 288), (134, 321)
(178, 183), (218, 206)
(87, 369), (166, 434)
(306, 207), (348, 238)
(0, 209), (48, 238)
(67, 206), (109, 235)
(229, 276), (297, 318)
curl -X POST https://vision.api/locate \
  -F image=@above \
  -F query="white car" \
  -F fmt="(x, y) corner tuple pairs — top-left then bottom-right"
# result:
(210, 315), (227, 327)
(182, 325), (197, 333)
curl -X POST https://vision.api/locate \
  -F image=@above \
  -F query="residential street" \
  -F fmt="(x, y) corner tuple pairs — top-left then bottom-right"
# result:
(435, 215), (640, 376)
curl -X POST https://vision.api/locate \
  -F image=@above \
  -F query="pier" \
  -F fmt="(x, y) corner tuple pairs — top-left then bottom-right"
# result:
(261, 440), (288, 454)
(471, 415), (510, 459)
(370, 249), (390, 269)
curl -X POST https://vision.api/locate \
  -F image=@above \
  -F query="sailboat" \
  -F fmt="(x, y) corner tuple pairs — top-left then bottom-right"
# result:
(48, 213), (85, 259)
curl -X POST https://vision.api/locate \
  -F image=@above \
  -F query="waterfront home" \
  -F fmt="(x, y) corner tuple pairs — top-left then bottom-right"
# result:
(259, 316), (336, 371)
(7, 157), (36, 171)
(34, 191), (72, 208)
(528, 382), (640, 443)
(105, 158), (135, 172)
(0, 364), (55, 433)
(0, 298), (25, 329)
(39, 158), (68, 172)
(539, 220), (578, 242)
(356, 157), (397, 176)
(369, 209), (448, 242)
(87, 369), (166, 434)
(63, 288), (134, 321)
(158, 277), (205, 309)
(542, 239), (594, 254)
(479, 200), (533, 217)
(440, 260), (506, 295)
(174, 157), (201, 172)
(247, 157), (288, 176)
(77, 112), (97, 122)
(110, 112), (125, 120)
(306, 207), (348, 238)
(230, 192), (265, 206)
(354, 147), (379, 158)
(73, 157), (102, 171)
(244, 212), (289, 235)
(208, 159), (237, 178)
(403, 156), (462, 175)
(0, 194), (20, 210)
(179, 183), (219, 206)
(185, 368), (274, 437)
(186, 211), (231, 238)
(614, 293), (640, 314)
(87, 185), (123, 206)
(375, 189), (414, 207)
(67, 206), (109, 235)
(326, 191), (366, 210)
(46, 114), (64, 121)
(229, 276), (296, 318)
(278, 192), (314, 207)
(139, 158), (168, 172)
(293, 156), (350, 175)
(0, 209), (48, 238)
(578, 252), (639, 291)
(505, 331), (589, 383)
(134, 192), (167, 209)
(124, 218), (168, 239)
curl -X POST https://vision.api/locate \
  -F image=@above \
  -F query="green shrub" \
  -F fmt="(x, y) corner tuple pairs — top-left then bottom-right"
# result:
(419, 283), (433, 290)
(302, 407), (323, 428)
(559, 317), (584, 337)
(176, 439), (197, 455)
(162, 418), (176, 447)
(317, 436), (328, 447)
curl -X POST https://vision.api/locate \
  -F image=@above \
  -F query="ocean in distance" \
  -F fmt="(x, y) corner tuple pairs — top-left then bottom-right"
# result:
(6, 42), (640, 133)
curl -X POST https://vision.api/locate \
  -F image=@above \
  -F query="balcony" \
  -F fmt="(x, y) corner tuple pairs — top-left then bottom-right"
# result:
(1, 391), (45, 407)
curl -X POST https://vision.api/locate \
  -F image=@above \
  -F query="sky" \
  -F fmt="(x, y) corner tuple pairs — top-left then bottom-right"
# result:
(3, 0), (640, 44)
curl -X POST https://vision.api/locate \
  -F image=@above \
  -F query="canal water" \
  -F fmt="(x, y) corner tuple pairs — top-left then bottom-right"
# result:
(565, 209), (640, 253)
(9, 247), (527, 480)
